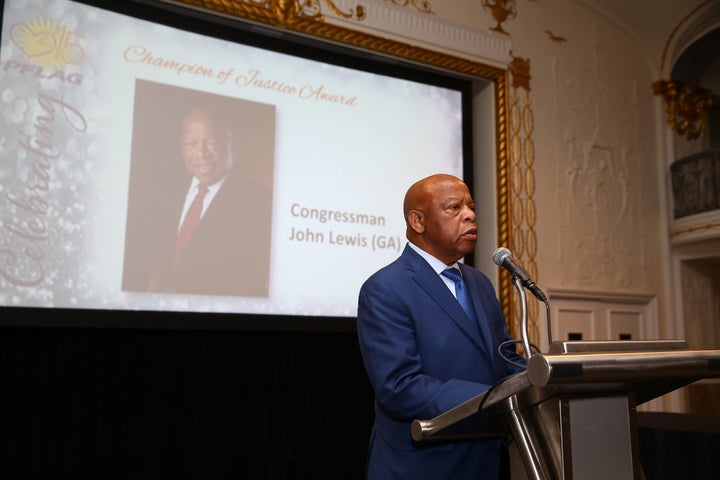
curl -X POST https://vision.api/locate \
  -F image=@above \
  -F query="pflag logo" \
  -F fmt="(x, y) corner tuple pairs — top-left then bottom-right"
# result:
(9, 18), (86, 69)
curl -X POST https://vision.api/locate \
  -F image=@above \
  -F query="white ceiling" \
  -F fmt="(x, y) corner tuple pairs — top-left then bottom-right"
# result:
(580, 0), (720, 94)
(580, 0), (720, 73)
(580, 0), (693, 53)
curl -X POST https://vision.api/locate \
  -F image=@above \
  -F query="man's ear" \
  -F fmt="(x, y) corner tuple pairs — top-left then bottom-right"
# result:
(407, 210), (425, 234)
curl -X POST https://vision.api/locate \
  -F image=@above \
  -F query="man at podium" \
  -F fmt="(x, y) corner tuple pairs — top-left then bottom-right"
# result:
(357, 174), (525, 479)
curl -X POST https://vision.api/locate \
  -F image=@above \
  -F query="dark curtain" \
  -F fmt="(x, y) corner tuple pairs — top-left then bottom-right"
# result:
(0, 324), (374, 480)
(638, 412), (720, 480)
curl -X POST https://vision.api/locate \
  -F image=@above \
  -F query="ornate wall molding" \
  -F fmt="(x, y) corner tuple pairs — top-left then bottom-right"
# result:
(504, 52), (538, 343)
(653, 80), (714, 141)
(546, 288), (655, 305)
(481, 0), (516, 35)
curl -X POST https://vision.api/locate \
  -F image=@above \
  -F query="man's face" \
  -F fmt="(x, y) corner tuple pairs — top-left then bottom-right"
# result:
(420, 178), (477, 265)
(181, 110), (233, 186)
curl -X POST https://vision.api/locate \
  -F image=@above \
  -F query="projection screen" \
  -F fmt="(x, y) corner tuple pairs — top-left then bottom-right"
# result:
(0, 0), (472, 325)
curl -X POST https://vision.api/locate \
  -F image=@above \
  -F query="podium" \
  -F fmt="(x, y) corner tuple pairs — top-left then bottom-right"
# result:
(412, 340), (720, 479)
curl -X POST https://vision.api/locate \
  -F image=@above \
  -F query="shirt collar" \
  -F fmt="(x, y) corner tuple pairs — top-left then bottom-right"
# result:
(190, 173), (228, 196)
(407, 241), (461, 276)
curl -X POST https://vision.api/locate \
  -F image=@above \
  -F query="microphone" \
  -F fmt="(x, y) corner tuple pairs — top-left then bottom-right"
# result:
(492, 247), (547, 302)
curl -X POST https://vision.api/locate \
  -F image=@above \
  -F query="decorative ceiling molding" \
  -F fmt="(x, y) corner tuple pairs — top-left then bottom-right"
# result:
(166, 0), (513, 68)
(165, 0), (513, 68)
(382, 0), (434, 15)
(326, 0), (513, 68)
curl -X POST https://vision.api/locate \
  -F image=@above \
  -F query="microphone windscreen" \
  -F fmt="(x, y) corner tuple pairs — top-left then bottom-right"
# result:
(492, 247), (511, 266)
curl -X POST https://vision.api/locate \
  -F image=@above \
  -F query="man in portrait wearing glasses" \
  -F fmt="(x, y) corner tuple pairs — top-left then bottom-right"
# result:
(146, 106), (272, 297)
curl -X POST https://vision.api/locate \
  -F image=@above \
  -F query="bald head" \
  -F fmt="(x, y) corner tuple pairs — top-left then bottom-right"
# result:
(403, 174), (477, 265)
(403, 174), (459, 219)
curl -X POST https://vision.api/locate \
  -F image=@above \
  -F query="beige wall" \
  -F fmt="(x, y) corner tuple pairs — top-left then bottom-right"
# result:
(500, 2), (671, 341)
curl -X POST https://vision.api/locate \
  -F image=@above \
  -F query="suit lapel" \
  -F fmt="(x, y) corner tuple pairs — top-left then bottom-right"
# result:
(401, 247), (491, 359)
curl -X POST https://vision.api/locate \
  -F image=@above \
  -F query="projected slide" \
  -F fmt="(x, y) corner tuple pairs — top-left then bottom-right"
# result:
(0, 0), (465, 319)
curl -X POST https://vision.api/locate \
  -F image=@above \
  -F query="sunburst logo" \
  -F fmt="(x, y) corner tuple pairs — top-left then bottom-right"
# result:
(9, 18), (86, 69)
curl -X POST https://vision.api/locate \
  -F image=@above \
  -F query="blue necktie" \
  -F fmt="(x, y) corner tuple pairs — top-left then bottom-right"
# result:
(442, 267), (476, 321)
(442, 267), (492, 353)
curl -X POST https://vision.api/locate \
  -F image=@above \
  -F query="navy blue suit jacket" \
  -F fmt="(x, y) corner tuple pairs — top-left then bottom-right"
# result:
(357, 245), (525, 479)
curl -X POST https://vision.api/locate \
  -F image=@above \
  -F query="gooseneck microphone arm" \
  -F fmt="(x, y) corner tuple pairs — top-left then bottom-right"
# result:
(492, 247), (553, 354)
(511, 275), (533, 359)
(544, 300), (553, 347)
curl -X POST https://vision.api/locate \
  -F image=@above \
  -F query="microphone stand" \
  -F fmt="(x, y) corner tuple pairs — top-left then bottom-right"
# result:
(511, 275), (533, 359)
